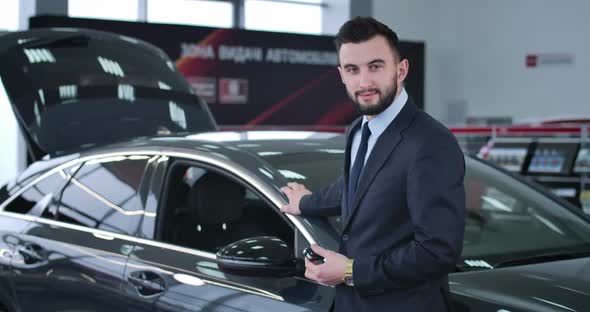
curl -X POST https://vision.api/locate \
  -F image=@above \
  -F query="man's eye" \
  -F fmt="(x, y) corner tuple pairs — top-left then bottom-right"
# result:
(346, 67), (358, 73)
(369, 64), (381, 71)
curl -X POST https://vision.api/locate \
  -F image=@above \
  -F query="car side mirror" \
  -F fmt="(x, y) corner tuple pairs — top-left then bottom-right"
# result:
(216, 236), (302, 277)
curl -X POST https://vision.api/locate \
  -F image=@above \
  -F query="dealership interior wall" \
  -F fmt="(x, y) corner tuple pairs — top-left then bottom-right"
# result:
(373, 0), (590, 124)
(1, 0), (589, 186)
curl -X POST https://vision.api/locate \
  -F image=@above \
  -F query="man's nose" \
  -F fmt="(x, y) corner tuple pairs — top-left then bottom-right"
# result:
(358, 70), (372, 89)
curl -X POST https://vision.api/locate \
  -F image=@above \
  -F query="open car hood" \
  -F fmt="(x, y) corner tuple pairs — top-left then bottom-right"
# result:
(0, 28), (217, 161)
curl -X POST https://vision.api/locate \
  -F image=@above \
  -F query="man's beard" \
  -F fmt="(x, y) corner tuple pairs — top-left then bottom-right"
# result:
(351, 79), (398, 116)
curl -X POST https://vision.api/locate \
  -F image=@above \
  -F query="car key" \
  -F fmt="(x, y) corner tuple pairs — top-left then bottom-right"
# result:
(303, 246), (325, 264)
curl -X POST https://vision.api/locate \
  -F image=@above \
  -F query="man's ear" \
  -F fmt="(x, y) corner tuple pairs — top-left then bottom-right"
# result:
(398, 59), (409, 82)
(337, 66), (345, 84)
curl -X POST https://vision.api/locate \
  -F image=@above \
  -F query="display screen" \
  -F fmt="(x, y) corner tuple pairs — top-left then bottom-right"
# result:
(485, 147), (528, 172)
(527, 142), (579, 175)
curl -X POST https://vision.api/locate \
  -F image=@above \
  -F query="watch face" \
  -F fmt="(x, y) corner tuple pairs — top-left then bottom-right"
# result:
(344, 275), (354, 286)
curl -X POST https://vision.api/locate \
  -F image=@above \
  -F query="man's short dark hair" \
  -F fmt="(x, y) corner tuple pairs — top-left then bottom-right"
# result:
(335, 16), (401, 60)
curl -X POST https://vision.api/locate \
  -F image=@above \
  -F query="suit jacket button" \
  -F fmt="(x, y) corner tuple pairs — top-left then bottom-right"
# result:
(342, 234), (349, 241)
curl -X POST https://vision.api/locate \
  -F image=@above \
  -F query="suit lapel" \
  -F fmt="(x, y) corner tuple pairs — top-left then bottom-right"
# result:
(342, 99), (418, 230)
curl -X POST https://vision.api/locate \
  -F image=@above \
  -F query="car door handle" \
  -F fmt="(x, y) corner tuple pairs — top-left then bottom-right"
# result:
(127, 271), (166, 296)
(16, 243), (45, 264)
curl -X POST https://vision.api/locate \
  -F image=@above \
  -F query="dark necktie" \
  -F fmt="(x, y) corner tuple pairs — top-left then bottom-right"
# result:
(347, 123), (371, 214)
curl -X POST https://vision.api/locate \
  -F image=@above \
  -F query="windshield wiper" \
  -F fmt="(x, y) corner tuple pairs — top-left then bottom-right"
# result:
(494, 250), (590, 268)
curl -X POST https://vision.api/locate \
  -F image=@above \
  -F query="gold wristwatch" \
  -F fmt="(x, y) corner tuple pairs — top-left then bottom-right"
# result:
(343, 259), (354, 286)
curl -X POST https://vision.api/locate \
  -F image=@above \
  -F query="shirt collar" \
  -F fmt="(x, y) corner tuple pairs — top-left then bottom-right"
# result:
(362, 87), (408, 138)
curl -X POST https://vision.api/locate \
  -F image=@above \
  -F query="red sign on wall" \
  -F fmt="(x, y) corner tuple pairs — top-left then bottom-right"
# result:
(526, 54), (538, 67)
(526, 53), (574, 68)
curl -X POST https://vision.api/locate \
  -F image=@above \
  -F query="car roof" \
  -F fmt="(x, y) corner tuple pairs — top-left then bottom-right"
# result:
(57, 131), (344, 190)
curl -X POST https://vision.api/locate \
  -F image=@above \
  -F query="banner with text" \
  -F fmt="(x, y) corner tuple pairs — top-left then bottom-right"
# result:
(31, 15), (424, 127)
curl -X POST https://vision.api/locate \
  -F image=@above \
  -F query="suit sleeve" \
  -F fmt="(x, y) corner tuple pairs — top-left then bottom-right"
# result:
(354, 138), (466, 293)
(299, 175), (344, 217)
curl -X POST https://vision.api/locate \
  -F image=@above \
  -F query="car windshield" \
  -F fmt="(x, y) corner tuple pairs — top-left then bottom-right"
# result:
(264, 152), (590, 269)
(0, 33), (215, 155)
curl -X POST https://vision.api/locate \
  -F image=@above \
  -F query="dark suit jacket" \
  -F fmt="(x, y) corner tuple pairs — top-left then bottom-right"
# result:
(300, 98), (465, 312)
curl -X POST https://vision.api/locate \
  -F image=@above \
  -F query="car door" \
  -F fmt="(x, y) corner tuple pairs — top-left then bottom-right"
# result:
(122, 156), (334, 311)
(0, 200), (37, 312)
(0, 166), (70, 312)
(7, 154), (153, 311)
(0, 214), (25, 312)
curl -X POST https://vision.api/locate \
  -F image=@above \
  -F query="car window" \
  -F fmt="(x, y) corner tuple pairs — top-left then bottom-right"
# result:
(156, 161), (294, 254)
(2, 171), (67, 218)
(267, 152), (344, 192)
(56, 156), (149, 235)
(264, 151), (345, 233)
(462, 161), (590, 260)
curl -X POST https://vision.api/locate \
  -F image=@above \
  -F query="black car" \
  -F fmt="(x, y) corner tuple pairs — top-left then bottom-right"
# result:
(1, 29), (590, 312)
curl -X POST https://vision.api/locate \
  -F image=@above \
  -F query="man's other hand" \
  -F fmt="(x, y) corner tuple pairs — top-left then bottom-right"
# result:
(280, 182), (312, 215)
